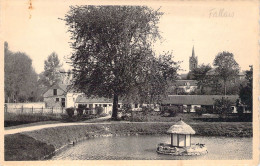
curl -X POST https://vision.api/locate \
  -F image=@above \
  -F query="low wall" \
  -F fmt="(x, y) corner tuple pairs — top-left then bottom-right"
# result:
(5, 106), (66, 114)
(5, 102), (46, 108)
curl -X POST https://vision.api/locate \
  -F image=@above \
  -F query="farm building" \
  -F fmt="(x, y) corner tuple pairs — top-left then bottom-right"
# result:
(43, 84), (68, 108)
(162, 95), (239, 113)
(168, 80), (198, 94)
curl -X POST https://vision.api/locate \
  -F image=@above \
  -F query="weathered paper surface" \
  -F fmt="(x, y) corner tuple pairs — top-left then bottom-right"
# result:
(0, 0), (259, 165)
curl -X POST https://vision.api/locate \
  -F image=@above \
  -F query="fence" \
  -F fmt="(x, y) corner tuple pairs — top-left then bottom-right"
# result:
(4, 106), (66, 114)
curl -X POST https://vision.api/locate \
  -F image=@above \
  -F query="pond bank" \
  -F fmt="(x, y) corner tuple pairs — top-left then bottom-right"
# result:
(4, 122), (252, 160)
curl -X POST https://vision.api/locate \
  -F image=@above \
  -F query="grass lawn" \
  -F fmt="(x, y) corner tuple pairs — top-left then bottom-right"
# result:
(4, 112), (106, 128)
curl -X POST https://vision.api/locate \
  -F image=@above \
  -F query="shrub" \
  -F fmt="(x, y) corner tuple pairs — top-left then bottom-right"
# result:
(214, 97), (233, 118)
(66, 107), (75, 118)
(95, 106), (104, 115)
(76, 108), (84, 117)
(186, 105), (191, 113)
(161, 105), (181, 117)
(195, 107), (205, 116)
(122, 104), (132, 113)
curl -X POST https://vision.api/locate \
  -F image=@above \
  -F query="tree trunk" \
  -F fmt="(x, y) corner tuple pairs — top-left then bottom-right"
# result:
(112, 93), (118, 119)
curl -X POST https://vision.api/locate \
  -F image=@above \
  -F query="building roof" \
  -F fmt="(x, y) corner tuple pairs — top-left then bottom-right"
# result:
(42, 84), (68, 97)
(58, 84), (68, 92)
(167, 120), (195, 135)
(171, 80), (198, 87)
(162, 95), (239, 106)
(75, 96), (113, 103)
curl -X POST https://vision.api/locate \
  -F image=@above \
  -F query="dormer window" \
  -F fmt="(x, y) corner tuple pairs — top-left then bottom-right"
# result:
(53, 89), (57, 96)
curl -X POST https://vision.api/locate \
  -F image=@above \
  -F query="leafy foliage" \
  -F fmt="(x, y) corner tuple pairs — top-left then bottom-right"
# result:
(95, 106), (104, 115)
(4, 42), (41, 102)
(239, 66), (252, 111)
(38, 52), (63, 88)
(194, 107), (205, 116)
(213, 52), (240, 95)
(189, 64), (212, 94)
(66, 107), (75, 118)
(76, 108), (84, 116)
(63, 6), (179, 118)
(214, 97), (233, 118)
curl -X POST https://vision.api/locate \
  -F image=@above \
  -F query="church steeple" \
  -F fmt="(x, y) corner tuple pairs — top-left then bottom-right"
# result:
(189, 45), (198, 71)
(192, 45), (195, 57)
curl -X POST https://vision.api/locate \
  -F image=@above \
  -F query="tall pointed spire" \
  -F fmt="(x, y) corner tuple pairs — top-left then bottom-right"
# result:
(192, 45), (195, 57)
(189, 45), (198, 72)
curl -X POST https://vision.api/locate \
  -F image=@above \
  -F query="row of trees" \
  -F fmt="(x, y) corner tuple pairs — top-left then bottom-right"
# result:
(187, 52), (247, 96)
(4, 42), (69, 103)
(187, 52), (252, 111)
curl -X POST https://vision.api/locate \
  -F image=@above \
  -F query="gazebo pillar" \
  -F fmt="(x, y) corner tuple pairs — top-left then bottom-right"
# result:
(167, 120), (195, 147)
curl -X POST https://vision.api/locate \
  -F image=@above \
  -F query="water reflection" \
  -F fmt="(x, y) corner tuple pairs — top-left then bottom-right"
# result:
(52, 135), (252, 160)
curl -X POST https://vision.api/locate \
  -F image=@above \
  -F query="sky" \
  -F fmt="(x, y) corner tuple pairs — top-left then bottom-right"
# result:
(2, 0), (258, 74)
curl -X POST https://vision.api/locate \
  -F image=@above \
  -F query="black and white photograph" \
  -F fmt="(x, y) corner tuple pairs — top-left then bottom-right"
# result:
(1, 0), (259, 165)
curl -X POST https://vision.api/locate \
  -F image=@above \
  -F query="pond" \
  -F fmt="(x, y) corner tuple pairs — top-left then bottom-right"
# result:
(52, 135), (252, 160)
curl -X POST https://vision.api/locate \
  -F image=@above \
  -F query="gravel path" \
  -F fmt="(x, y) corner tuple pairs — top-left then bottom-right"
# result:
(4, 115), (112, 135)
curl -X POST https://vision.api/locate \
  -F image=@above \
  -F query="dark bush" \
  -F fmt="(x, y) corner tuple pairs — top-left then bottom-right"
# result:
(76, 108), (84, 117)
(195, 107), (205, 116)
(66, 107), (75, 118)
(214, 97), (233, 118)
(95, 106), (104, 115)
(186, 105), (191, 113)
(122, 104), (132, 113)
(161, 105), (181, 117)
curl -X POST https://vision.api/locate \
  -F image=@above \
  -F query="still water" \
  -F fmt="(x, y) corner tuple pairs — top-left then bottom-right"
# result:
(52, 135), (252, 160)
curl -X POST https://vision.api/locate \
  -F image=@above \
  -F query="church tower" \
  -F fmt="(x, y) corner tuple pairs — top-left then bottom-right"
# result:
(189, 45), (198, 71)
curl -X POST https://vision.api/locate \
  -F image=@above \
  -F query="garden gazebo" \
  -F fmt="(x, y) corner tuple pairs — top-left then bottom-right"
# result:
(167, 120), (195, 147)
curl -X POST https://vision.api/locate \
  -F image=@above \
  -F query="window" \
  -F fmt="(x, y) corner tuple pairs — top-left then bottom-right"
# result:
(95, 104), (98, 107)
(53, 89), (57, 96)
(103, 104), (107, 107)
(118, 104), (121, 108)
(135, 104), (138, 108)
(61, 98), (65, 107)
(56, 98), (59, 102)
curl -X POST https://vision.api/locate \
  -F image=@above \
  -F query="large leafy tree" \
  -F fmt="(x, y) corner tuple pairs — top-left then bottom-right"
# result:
(38, 52), (63, 87)
(4, 42), (40, 102)
(239, 66), (253, 111)
(63, 6), (178, 119)
(213, 51), (239, 95)
(190, 64), (212, 94)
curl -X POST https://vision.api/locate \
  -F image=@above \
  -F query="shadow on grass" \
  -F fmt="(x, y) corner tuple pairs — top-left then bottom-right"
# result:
(5, 133), (55, 161)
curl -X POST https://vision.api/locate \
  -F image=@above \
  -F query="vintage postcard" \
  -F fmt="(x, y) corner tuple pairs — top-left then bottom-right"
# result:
(0, 0), (259, 165)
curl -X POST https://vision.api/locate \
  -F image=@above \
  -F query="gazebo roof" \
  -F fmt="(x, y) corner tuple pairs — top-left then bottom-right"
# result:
(167, 120), (195, 135)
